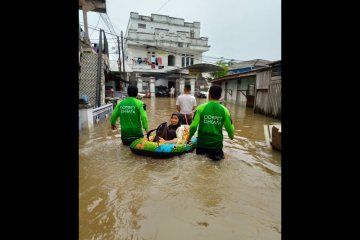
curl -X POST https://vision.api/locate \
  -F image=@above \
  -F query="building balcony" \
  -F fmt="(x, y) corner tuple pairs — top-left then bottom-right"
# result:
(128, 63), (187, 74)
(126, 31), (210, 52)
(79, 0), (106, 13)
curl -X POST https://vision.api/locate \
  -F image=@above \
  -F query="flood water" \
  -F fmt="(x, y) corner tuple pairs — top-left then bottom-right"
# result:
(79, 97), (281, 240)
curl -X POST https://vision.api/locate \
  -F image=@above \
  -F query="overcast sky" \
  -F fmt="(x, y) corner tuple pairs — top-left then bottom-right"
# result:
(80, 0), (281, 62)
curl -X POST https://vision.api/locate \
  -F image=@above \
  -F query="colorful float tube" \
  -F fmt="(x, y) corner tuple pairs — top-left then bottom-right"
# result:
(130, 136), (197, 159)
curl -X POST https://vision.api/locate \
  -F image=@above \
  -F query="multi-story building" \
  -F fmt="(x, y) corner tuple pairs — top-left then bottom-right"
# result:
(124, 12), (210, 96)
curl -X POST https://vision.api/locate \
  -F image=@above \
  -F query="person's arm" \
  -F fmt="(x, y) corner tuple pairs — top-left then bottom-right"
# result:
(223, 107), (235, 140)
(189, 105), (202, 140)
(158, 137), (178, 143)
(139, 101), (148, 131)
(110, 101), (121, 129)
(176, 96), (181, 112)
(192, 97), (197, 111)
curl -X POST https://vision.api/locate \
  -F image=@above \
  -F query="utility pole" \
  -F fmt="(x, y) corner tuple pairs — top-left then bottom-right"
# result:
(96, 29), (103, 108)
(117, 36), (121, 73)
(121, 31), (126, 83)
(117, 35), (122, 91)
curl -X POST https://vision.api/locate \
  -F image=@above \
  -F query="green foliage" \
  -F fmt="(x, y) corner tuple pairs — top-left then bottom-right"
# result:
(210, 59), (230, 79)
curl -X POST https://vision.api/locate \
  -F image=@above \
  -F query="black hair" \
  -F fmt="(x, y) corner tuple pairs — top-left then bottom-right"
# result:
(209, 85), (222, 99)
(127, 85), (138, 97)
(184, 84), (191, 90)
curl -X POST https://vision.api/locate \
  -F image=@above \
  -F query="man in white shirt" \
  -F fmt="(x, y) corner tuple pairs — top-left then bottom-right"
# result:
(176, 84), (197, 125)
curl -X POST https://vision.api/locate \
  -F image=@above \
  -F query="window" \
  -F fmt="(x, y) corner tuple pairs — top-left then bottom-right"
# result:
(138, 23), (146, 29)
(181, 54), (194, 67)
(168, 55), (175, 66)
(272, 65), (281, 77)
(190, 30), (194, 38)
(178, 42), (183, 48)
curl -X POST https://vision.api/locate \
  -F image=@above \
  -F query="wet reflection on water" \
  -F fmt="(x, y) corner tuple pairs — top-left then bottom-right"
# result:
(79, 97), (281, 240)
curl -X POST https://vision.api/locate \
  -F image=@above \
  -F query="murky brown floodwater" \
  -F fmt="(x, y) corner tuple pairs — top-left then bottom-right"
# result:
(79, 97), (281, 240)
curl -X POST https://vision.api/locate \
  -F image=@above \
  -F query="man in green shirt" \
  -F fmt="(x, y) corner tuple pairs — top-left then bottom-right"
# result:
(110, 86), (149, 146)
(188, 85), (234, 160)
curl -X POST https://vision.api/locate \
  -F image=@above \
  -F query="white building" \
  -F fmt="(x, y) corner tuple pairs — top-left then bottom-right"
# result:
(124, 12), (210, 96)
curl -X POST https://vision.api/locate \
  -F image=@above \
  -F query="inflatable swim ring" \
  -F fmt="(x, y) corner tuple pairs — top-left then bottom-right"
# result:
(130, 125), (197, 158)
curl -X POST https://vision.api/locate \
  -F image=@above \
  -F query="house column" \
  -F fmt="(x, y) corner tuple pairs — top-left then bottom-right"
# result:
(179, 78), (185, 95)
(150, 77), (155, 97)
(79, 105), (94, 130)
(137, 78), (143, 92)
(190, 78), (195, 96)
(82, 9), (89, 36)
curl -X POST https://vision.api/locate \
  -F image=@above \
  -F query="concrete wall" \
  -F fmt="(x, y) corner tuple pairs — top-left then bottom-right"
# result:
(92, 103), (113, 124)
(79, 103), (113, 131)
(128, 12), (200, 38)
(125, 12), (208, 71)
(79, 106), (94, 130)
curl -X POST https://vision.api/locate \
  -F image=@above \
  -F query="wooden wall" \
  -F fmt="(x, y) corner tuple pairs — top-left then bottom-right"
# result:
(254, 69), (281, 119)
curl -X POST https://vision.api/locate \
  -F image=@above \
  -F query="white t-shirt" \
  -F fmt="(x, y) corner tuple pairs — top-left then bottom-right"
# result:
(176, 94), (197, 114)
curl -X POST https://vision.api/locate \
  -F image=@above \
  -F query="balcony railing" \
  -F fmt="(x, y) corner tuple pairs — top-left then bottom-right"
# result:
(126, 31), (209, 51)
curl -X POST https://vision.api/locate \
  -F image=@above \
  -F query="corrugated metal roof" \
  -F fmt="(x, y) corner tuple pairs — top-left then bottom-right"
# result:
(209, 71), (256, 83)
(167, 63), (223, 73)
(229, 59), (271, 70)
(268, 60), (281, 65)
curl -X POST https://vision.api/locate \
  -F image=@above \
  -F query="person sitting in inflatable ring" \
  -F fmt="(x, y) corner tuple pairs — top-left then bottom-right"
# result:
(149, 112), (189, 144)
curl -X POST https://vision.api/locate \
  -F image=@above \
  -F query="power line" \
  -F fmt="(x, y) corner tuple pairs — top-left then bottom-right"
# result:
(80, 23), (120, 37)
(90, 38), (118, 40)
(155, 0), (172, 13)
(202, 55), (246, 62)
(97, 14), (119, 49)
(89, 14), (101, 39)
(104, 14), (118, 35)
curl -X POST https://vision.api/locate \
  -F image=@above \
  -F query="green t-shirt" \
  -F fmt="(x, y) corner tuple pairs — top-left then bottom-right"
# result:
(110, 97), (148, 142)
(189, 100), (234, 149)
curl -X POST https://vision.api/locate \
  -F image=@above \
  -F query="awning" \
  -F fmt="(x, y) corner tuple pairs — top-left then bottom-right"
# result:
(167, 63), (224, 74)
(107, 71), (130, 83)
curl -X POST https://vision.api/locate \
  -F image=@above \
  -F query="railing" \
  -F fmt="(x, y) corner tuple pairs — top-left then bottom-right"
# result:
(92, 103), (113, 124)
(127, 32), (209, 47)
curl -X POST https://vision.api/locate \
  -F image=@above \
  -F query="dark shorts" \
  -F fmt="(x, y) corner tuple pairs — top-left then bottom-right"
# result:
(196, 146), (224, 161)
(122, 135), (143, 146)
(122, 140), (133, 146)
(179, 113), (193, 125)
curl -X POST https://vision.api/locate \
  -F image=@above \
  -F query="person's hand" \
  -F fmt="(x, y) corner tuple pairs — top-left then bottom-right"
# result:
(111, 125), (117, 130)
(158, 137), (166, 143)
(185, 135), (191, 144)
(148, 135), (155, 142)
